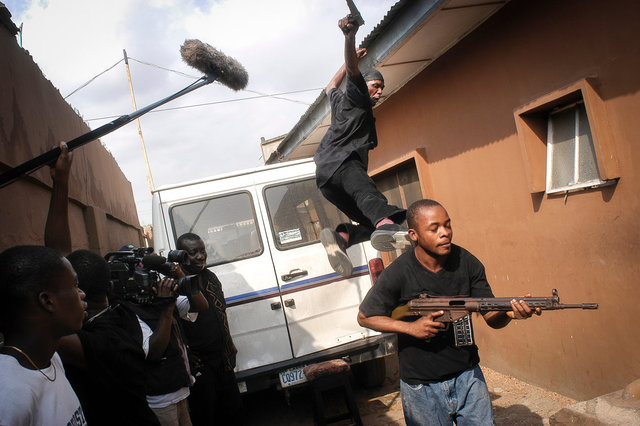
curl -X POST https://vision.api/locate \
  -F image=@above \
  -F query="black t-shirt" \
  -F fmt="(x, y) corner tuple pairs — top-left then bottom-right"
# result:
(313, 73), (377, 187)
(66, 304), (159, 426)
(359, 245), (494, 384)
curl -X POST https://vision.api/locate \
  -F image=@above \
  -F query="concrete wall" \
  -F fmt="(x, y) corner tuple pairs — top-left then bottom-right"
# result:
(370, 0), (639, 400)
(0, 13), (144, 255)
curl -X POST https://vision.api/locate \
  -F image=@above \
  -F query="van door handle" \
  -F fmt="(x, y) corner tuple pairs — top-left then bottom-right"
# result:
(281, 268), (308, 282)
(271, 302), (282, 310)
(284, 299), (295, 308)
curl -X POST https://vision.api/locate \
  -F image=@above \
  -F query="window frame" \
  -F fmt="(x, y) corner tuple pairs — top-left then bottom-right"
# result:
(514, 78), (619, 195)
(545, 101), (608, 194)
(262, 177), (349, 251)
(369, 148), (432, 199)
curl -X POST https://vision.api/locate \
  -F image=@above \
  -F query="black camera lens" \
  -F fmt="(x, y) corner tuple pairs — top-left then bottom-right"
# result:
(167, 250), (187, 263)
(175, 275), (200, 296)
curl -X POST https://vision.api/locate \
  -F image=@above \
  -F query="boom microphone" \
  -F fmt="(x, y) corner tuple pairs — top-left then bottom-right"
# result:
(180, 39), (248, 91)
(0, 39), (248, 189)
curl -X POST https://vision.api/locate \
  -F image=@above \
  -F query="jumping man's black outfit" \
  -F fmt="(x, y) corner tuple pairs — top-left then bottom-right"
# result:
(313, 73), (405, 247)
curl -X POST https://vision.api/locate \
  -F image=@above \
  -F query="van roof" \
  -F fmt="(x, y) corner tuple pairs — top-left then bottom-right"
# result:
(152, 157), (314, 193)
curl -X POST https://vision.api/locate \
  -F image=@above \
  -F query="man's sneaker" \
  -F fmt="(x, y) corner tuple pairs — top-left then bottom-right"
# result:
(320, 228), (353, 277)
(370, 223), (412, 252)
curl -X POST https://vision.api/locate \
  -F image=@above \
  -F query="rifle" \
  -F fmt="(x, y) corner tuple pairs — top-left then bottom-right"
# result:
(390, 289), (598, 347)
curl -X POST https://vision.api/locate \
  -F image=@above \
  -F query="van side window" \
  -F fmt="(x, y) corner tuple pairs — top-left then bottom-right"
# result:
(264, 178), (348, 250)
(170, 191), (262, 265)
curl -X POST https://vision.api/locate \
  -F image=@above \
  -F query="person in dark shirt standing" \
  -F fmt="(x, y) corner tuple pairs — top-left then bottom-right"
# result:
(177, 232), (242, 426)
(358, 199), (541, 425)
(314, 14), (409, 277)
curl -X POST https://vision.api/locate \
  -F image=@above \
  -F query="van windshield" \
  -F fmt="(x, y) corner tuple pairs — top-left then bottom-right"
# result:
(169, 191), (262, 265)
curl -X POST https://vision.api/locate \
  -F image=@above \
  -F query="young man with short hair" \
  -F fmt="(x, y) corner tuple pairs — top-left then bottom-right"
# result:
(0, 245), (88, 425)
(358, 199), (540, 425)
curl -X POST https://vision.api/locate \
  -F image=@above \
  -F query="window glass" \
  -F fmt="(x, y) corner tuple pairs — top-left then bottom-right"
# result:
(264, 178), (348, 250)
(373, 160), (422, 211)
(547, 102), (603, 192)
(170, 192), (262, 265)
(373, 160), (423, 263)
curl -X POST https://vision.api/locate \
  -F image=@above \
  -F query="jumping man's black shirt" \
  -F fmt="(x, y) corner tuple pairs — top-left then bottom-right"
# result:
(314, 73), (377, 187)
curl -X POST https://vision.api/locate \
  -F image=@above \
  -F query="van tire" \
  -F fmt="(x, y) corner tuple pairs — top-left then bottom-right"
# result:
(352, 357), (386, 388)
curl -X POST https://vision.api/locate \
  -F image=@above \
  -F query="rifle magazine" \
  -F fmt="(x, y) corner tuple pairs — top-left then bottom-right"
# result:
(453, 315), (474, 347)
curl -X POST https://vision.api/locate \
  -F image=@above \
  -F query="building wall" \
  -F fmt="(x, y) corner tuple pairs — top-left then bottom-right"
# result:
(370, 0), (639, 400)
(0, 17), (144, 255)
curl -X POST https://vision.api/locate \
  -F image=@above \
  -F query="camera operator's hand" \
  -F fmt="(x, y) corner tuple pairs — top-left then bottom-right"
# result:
(154, 277), (177, 299)
(147, 277), (177, 361)
(166, 264), (186, 279)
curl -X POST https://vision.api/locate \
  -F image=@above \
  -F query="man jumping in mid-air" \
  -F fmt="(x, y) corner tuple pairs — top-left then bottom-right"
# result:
(314, 14), (408, 276)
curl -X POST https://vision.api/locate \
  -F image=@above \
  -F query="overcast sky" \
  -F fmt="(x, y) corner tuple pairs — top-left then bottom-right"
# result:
(4, 0), (397, 225)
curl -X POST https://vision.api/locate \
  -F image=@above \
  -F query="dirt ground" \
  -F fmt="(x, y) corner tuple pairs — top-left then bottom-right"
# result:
(242, 355), (577, 425)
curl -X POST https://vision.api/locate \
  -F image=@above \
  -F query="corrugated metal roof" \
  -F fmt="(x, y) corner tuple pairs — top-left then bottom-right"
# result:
(268, 0), (510, 164)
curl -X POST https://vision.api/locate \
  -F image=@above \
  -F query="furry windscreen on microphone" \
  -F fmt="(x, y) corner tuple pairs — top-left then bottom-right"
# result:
(180, 39), (248, 91)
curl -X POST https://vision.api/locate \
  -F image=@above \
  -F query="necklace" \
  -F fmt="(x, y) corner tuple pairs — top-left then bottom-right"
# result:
(2, 345), (56, 382)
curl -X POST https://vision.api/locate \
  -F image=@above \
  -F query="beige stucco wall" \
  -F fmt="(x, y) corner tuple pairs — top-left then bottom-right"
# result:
(0, 17), (144, 254)
(370, 0), (639, 400)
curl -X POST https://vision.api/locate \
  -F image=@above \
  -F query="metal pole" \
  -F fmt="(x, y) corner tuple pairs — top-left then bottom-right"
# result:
(123, 49), (155, 193)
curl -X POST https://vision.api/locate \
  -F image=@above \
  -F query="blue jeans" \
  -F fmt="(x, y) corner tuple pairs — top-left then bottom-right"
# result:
(400, 365), (494, 426)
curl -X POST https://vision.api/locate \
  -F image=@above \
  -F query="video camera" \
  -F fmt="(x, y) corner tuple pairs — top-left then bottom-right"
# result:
(105, 246), (199, 304)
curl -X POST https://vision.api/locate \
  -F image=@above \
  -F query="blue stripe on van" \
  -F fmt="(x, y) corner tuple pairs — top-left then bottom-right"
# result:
(226, 264), (370, 307)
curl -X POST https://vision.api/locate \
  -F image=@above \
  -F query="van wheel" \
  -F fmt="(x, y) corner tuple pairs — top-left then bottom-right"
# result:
(352, 357), (386, 388)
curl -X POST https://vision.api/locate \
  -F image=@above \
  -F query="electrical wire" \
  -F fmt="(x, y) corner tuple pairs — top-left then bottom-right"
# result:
(64, 54), (322, 114)
(83, 88), (322, 122)
(63, 59), (124, 99)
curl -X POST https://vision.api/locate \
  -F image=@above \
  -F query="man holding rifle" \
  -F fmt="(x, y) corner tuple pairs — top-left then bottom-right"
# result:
(358, 199), (540, 425)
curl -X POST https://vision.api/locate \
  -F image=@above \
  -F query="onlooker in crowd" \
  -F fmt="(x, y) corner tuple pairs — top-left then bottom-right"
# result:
(176, 232), (243, 426)
(358, 199), (541, 425)
(314, 14), (408, 277)
(0, 245), (88, 425)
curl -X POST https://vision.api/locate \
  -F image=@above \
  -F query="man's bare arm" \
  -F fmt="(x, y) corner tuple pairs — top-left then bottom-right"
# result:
(357, 310), (445, 340)
(326, 47), (367, 94)
(44, 142), (72, 255)
(147, 278), (177, 361)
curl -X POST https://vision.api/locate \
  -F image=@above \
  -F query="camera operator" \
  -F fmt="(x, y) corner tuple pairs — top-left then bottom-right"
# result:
(58, 249), (161, 426)
(129, 264), (208, 426)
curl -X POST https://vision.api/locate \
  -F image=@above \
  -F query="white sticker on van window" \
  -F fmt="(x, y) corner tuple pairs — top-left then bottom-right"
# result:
(279, 229), (302, 244)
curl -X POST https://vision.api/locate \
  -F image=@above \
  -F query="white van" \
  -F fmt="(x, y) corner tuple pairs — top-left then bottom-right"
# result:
(152, 158), (396, 393)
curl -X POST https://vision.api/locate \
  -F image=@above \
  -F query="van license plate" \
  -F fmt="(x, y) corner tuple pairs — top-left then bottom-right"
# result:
(279, 366), (307, 388)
